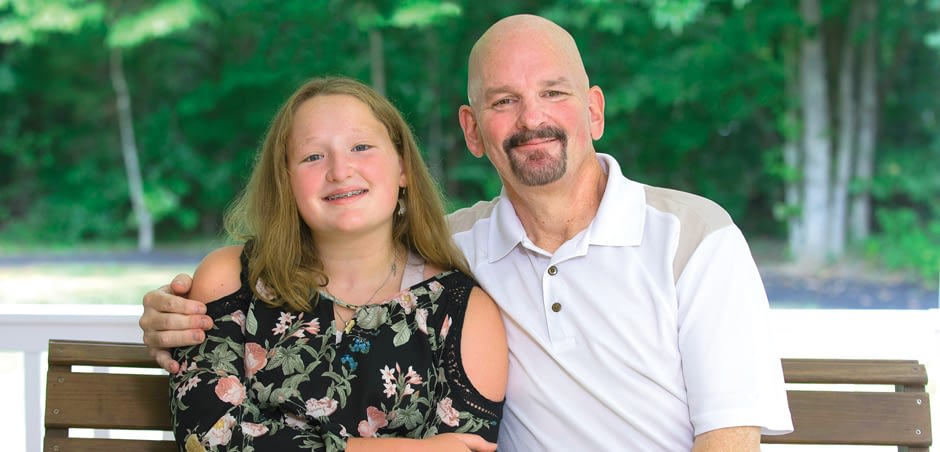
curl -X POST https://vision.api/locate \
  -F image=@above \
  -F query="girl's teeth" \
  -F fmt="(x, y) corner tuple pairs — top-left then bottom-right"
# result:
(327, 190), (365, 200)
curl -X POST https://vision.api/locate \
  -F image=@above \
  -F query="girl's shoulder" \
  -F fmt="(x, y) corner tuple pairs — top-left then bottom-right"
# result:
(190, 245), (245, 304)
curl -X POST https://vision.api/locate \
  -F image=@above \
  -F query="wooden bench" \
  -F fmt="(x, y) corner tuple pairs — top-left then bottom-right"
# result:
(762, 358), (932, 450)
(43, 339), (933, 450)
(44, 339), (175, 451)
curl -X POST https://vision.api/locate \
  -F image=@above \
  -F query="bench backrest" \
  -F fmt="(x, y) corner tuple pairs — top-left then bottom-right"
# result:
(762, 358), (932, 451)
(43, 340), (932, 450)
(44, 339), (175, 452)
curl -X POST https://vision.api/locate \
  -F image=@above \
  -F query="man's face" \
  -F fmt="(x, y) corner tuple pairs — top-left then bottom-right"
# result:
(459, 32), (603, 189)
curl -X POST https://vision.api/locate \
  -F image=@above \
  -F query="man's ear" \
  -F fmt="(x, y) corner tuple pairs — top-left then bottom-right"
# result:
(588, 86), (605, 141)
(458, 105), (486, 158)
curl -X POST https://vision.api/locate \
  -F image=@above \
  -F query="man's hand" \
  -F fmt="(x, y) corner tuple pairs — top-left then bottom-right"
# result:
(139, 273), (212, 373)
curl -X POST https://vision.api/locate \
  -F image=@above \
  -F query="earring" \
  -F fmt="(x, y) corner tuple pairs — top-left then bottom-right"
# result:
(397, 188), (407, 216)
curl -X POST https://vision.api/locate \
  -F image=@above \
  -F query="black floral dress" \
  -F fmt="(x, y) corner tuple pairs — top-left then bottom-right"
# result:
(169, 251), (503, 451)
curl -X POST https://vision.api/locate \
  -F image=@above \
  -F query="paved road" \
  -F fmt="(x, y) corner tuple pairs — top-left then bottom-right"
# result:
(760, 270), (938, 309)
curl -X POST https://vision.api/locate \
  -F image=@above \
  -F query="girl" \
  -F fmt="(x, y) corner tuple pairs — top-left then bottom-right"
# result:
(169, 77), (506, 452)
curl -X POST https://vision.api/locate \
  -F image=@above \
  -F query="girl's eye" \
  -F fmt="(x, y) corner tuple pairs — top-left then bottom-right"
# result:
(352, 144), (371, 152)
(302, 154), (323, 162)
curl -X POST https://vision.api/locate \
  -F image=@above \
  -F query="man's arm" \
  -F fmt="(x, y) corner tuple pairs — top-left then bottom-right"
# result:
(692, 426), (761, 451)
(139, 273), (213, 373)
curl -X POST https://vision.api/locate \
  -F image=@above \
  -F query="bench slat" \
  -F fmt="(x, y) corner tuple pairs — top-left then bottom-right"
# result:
(45, 370), (172, 430)
(763, 390), (932, 446)
(43, 438), (177, 452)
(47, 339), (155, 368)
(781, 358), (928, 386)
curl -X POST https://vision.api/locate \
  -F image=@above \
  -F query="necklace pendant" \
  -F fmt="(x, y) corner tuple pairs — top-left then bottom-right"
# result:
(344, 319), (356, 334)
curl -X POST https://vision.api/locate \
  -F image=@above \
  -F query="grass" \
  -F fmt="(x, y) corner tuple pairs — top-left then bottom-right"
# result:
(0, 261), (201, 305)
(0, 239), (217, 305)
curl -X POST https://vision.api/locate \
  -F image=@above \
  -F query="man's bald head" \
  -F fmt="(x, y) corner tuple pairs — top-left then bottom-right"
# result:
(466, 14), (590, 107)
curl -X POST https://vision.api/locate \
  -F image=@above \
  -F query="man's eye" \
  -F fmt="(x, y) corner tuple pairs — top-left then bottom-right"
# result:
(545, 90), (563, 97)
(493, 98), (515, 107)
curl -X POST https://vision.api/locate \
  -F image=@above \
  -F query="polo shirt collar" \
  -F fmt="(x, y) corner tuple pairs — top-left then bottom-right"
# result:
(487, 153), (646, 262)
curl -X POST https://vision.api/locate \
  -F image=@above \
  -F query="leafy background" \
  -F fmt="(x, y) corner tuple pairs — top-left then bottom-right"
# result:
(1, 0), (938, 284)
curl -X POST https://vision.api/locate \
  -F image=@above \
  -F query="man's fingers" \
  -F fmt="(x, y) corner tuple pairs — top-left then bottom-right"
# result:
(169, 273), (194, 296)
(142, 327), (206, 349)
(149, 348), (180, 373)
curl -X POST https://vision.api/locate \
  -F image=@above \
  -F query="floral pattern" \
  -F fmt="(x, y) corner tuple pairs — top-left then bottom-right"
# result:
(170, 263), (502, 452)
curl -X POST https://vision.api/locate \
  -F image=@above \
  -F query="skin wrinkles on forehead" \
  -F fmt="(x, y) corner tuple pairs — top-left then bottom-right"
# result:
(467, 15), (590, 107)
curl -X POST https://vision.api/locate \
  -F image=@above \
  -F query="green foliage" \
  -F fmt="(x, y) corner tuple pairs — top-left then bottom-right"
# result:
(0, 0), (938, 278)
(107, 0), (213, 48)
(0, 0), (105, 44)
(864, 145), (940, 285)
(385, 1), (461, 28)
(866, 208), (940, 285)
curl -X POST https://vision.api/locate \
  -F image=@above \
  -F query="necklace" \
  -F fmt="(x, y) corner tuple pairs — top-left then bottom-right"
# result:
(328, 253), (399, 334)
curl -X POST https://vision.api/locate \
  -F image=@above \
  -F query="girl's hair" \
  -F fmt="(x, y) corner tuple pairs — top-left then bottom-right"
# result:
(224, 76), (470, 311)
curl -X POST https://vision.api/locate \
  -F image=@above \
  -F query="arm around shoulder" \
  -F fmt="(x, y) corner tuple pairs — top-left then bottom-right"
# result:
(460, 286), (508, 402)
(189, 245), (245, 304)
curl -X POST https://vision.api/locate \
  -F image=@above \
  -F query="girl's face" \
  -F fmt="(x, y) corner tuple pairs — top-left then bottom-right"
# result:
(288, 94), (406, 239)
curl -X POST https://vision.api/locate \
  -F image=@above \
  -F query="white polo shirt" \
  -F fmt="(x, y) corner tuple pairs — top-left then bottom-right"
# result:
(448, 154), (792, 451)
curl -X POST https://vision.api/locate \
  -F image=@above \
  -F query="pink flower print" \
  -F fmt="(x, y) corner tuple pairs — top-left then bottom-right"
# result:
(436, 397), (460, 427)
(381, 365), (397, 398)
(214, 376), (246, 406)
(380, 365), (396, 384)
(427, 280), (444, 294)
(175, 360), (197, 378)
(244, 342), (268, 378)
(255, 278), (275, 301)
(303, 318), (321, 336)
(231, 311), (246, 334)
(383, 381), (397, 398)
(284, 413), (309, 430)
(241, 422), (269, 438)
(272, 311), (295, 335)
(305, 397), (339, 417)
(404, 366), (423, 386)
(205, 413), (236, 446)
(357, 406), (389, 437)
(415, 308), (429, 334)
(440, 315), (452, 340)
(177, 374), (201, 400)
(396, 292), (417, 314)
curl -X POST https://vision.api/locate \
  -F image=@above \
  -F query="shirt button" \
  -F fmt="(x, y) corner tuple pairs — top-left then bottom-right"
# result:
(551, 302), (562, 312)
(547, 265), (558, 276)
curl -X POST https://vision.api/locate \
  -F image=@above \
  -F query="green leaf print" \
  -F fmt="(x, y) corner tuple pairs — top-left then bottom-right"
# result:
(356, 306), (388, 329)
(246, 308), (258, 335)
(391, 319), (412, 347)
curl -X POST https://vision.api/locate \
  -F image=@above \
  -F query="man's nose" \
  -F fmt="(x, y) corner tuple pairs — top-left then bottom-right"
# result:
(516, 98), (547, 130)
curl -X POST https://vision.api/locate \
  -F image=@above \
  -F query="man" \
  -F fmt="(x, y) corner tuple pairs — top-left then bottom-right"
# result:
(141, 14), (792, 450)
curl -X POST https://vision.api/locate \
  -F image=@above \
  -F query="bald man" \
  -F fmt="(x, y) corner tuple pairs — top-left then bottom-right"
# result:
(141, 14), (792, 451)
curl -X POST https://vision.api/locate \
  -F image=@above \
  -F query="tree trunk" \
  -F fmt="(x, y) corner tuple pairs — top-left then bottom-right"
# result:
(852, 0), (879, 241)
(110, 47), (153, 252)
(425, 28), (444, 182)
(830, 3), (861, 257)
(782, 31), (803, 256)
(797, 0), (832, 268)
(369, 28), (386, 96)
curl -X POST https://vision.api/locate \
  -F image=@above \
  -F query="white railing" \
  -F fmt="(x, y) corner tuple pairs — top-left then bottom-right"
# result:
(0, 304), (144, 452)
(2, 305), (939, 452)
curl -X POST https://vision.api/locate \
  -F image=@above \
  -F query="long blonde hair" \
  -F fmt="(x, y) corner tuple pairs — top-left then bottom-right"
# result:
(224, 77), (469, 311)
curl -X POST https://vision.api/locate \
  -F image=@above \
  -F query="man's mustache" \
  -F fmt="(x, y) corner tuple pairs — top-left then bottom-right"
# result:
(504, 127), (567, 150)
